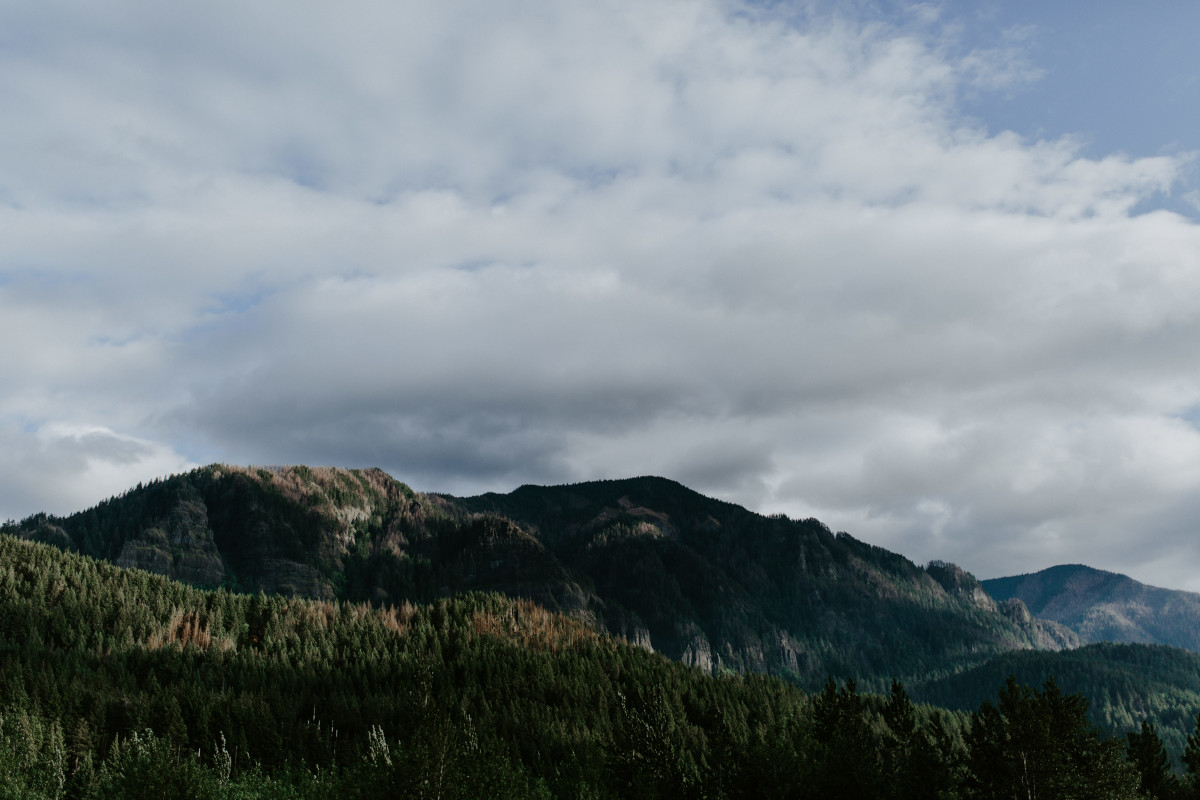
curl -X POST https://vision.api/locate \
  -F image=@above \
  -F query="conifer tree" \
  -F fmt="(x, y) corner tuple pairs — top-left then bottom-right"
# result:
(1127, 720), (1180, 800)
(811, 678), (884, 799)
(1182, 711), (1200, 800)
(967, 676), (1142, 800)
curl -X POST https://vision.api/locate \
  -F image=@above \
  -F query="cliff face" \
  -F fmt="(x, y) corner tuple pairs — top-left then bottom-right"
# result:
(114, 490), (227, 587)
(927, 561), (998, 612)
(22, 481), (228, 588)
(4, 465), (1078, 690)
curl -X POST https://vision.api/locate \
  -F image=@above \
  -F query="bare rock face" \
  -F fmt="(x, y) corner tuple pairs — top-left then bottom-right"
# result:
(629, 626), (654, 652)
(1025, 619), (1081, 651)
(927, 561), (999, 613)
(610, 611), (654, 652)
(162, 499), (227, 586)
(615, 621), (653, 652)
(995, 597), (1080, 651)
(777, 631), (803, 674)
(115, 531), (172, 575)
(738, 639), (767, 673)
(1001, 597), (1032, 624)
(681, 634), (714, 674)
(1031, 619), (1081, 651)
(113, 496), (227, 587)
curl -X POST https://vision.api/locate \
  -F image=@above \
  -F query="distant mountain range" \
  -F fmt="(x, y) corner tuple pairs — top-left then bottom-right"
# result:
(2, 464), (1075, 691)
(983, 564), (1200, 651)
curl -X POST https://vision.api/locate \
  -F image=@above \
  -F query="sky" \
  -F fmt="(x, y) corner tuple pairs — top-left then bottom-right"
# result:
(4, 1), (1200, 590)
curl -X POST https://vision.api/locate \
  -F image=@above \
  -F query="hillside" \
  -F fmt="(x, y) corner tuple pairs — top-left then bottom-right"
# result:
(0, 532), (1165, 799)
(2, 465), (1077, 690)
(449, 476), (1079, 686)
(983, 564), (1200, 650)
(0, 532), (894, 797)
(912, 642), (1200, 763)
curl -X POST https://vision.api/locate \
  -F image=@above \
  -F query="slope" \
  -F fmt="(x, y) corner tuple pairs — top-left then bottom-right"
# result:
(450, 476), (1079, 687)
(0, 532), (982, 799)
(0, 532), (1160, 800)
(912, 642), (1200, 763)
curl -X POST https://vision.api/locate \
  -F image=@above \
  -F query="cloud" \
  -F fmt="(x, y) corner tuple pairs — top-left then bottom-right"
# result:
(3, 1), (1200, 589)
(0, 423), (193, 520)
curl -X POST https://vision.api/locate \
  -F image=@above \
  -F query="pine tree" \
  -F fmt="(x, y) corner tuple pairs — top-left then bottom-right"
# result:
(967, 676), (1142, 800)
(1127, 721), (1180, 799)
(1182, 711), (1200, 800)
(811, 678), (884, 799)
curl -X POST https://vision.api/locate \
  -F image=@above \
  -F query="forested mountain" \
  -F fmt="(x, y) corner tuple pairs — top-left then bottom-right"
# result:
(2, 464), (1076, 690)
(450, 476), (1079, 687)
(0, 533), (1177, 799)
(7, 467), (1200, 796)
(983, 564), (1200, 650)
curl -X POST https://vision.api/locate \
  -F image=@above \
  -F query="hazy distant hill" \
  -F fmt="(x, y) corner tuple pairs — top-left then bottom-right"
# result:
(1, 464), (1076, 690)
(983, 564), (1200, 651)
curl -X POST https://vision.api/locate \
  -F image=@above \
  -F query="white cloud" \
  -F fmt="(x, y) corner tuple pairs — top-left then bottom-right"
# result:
(0, 423), (194, 521)
(2, 0), (1200, 589)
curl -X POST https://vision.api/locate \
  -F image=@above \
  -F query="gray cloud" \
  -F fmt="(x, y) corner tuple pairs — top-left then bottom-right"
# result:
(3, 1), (1200, 589)
(0, 422), (193, 520)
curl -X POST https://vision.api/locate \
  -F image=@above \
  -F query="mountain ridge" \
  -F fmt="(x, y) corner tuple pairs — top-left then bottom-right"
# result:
(983, 563), (1200, 651)
(2, 464), (1078, 690)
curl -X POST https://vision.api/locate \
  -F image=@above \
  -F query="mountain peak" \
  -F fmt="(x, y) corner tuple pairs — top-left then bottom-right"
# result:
(983, 564), (1200, 651)
(926, 560), (996, 612)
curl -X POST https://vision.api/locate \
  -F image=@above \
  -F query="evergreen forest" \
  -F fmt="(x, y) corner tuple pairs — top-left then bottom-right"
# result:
(2, 533), (1200, 799)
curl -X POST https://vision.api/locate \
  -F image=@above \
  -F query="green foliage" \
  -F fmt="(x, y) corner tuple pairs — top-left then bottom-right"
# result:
(0, 522), (1192, 799)
(0, 533), (806, 797)
(96, 729), (218, 800)
(0, 709), (66, 800)
(966, 676), (1141, 800)
(1182, 711), (1200, 800)
(914, 642), (1200, 762)
(1128, 721), (1184, 800)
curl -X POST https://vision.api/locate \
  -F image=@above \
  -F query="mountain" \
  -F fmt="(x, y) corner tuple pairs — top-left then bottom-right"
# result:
(983, 564), (1200, 651)
(2, 464), (1078, 690)
(448, 476), (1079, 685)
(6, 466), (1200, 796)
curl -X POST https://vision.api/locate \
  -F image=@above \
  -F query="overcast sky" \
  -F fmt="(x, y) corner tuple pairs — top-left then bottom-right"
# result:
(4, 1), (1200, 590)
